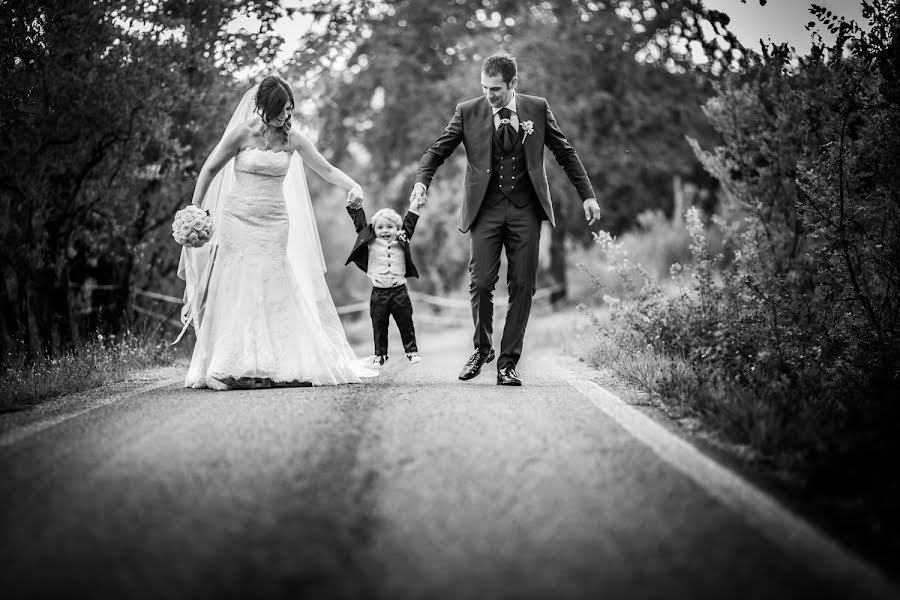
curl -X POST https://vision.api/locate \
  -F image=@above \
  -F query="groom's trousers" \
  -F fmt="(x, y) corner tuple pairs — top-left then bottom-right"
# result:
(468, 197), (543, 370)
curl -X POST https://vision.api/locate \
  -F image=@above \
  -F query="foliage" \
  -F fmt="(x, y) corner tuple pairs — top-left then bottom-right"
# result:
(0, 0), (751, 361)
(591, 0), (900, 478)
(1, 327), (175, 412)
(0, 0), (290, 362)
(304, 0), (740, 296)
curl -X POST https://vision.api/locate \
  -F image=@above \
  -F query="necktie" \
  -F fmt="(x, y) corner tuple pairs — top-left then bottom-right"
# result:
(497, 107), (516, 154)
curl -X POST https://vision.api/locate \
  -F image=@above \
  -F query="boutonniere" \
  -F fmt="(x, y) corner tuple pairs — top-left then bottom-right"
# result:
(397, 231), (409, 244)
(522, 120), (535, 138)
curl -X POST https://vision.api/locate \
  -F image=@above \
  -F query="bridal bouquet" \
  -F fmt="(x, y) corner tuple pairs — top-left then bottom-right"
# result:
(172, 205), (214, 248)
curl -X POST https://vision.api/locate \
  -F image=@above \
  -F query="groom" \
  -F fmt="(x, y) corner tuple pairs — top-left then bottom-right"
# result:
(411, 54), (601, 386)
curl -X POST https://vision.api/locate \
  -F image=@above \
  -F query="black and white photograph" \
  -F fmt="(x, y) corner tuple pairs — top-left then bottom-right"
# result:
(1, 0), (898, 598)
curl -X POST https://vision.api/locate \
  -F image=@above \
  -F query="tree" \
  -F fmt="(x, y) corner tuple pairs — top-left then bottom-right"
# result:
(649, 0), (900, 456)
(0, 0), (289, 361)
(298, 0), (742, 298)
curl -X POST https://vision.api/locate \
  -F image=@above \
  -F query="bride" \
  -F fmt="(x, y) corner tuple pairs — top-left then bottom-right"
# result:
(177, 75), (376, 390)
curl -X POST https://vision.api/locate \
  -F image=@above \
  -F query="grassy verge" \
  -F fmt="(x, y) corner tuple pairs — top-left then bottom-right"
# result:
(582, 321), (900, 579)
(1, 330), (177, 414)
(567, 215), (900, 581)
(582, 329), (785, 464)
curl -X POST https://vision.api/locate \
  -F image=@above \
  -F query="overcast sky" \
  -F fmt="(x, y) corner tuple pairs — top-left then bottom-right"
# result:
(701, 0), (866, 54)
(241, 0), (870, 68)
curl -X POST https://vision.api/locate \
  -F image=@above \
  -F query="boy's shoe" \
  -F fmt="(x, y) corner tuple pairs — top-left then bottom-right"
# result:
(406, 352), (422, 364)
(369, 355), (388, 367)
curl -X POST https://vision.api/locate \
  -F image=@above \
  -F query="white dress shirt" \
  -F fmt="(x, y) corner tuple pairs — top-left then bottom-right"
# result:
(491, 92), (520, 131)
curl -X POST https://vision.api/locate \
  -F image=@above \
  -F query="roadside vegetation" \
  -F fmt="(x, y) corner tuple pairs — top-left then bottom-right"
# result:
(582, 1), (900, 575)
(1, 329), (175, 413)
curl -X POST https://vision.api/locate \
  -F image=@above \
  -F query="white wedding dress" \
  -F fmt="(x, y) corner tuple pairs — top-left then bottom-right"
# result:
(183, 147), (373, 389)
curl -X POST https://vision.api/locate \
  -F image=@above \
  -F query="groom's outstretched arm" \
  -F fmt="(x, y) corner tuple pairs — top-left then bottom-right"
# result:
(542, 100), (596, 202)
(415, 104), (464, 190)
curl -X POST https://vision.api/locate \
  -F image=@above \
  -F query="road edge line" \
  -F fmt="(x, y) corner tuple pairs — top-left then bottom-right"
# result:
(0, 377), (182, 448)
(570, 378), (899, 599)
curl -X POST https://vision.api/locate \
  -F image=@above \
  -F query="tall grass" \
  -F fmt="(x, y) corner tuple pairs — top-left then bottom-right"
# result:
(572, 209), (724, 299)
(1, 329), (176, 413)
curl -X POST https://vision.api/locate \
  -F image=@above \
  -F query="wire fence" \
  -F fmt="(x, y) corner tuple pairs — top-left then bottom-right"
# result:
(69, 279), (565, 331)
(123, 283), (566, 328)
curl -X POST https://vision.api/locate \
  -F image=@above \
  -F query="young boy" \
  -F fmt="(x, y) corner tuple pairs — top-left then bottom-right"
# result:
(346, 195), (424, 366)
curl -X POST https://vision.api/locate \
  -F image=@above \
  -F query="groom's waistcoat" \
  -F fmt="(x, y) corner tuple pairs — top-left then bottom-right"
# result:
(484, 126), (537, 208)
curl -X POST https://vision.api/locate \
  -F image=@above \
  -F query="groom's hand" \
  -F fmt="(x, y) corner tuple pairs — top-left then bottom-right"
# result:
(583, 198), (602, 226)
(409, 193), (426, 214)
(410, 182), (427, 207)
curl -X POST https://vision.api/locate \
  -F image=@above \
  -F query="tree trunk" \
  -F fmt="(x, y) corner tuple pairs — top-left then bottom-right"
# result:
(549, 210), (568, 306)
(24, 275), (45, 361)
(0, 286), (12, 363)
(672, 173), (685, 226)
(0, 263), (19, 363)
(112, 252), (134, 333)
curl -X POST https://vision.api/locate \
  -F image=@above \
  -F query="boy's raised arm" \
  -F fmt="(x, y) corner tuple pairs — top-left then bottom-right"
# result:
(403, 195), (424, 239)
(346, 202), (369, 234)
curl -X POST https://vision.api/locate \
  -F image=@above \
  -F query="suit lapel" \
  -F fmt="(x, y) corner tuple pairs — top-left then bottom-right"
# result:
(479, 99), (494, 160)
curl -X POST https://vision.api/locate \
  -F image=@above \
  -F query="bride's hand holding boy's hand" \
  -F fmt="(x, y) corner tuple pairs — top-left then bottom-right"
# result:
(347, 185), (364, 209)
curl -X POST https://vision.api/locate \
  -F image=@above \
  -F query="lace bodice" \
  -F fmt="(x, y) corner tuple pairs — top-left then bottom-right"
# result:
(230, 147), (293, 200)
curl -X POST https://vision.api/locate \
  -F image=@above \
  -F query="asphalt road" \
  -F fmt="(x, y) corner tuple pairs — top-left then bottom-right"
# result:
(0, 324), (895, 600)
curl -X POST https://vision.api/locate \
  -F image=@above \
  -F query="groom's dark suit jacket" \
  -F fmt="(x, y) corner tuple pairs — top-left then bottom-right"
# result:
(415, 93), (595, 233)
(345, 206), (420, 279)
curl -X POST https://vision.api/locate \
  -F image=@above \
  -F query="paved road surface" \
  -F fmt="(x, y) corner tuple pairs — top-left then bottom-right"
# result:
(1, 324), (895, 599)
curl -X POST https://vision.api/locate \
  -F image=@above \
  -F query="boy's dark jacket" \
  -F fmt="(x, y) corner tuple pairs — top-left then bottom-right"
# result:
(345, 206), (419, 279)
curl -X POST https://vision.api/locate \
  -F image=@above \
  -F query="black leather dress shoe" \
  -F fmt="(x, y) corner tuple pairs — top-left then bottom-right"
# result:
(458, 348), (495, 380)
(497, 366), (522, 386)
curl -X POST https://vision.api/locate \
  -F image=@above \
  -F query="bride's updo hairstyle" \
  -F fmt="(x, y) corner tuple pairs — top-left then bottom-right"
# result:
(256, 75), (294, 146)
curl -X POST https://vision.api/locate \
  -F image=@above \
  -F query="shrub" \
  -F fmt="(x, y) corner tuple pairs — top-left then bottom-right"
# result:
(589, 1), (900, 472)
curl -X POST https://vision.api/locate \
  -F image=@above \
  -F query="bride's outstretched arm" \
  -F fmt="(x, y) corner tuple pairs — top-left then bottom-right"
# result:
(190, 128), (244, 207)
(293, 131), (363, 200)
